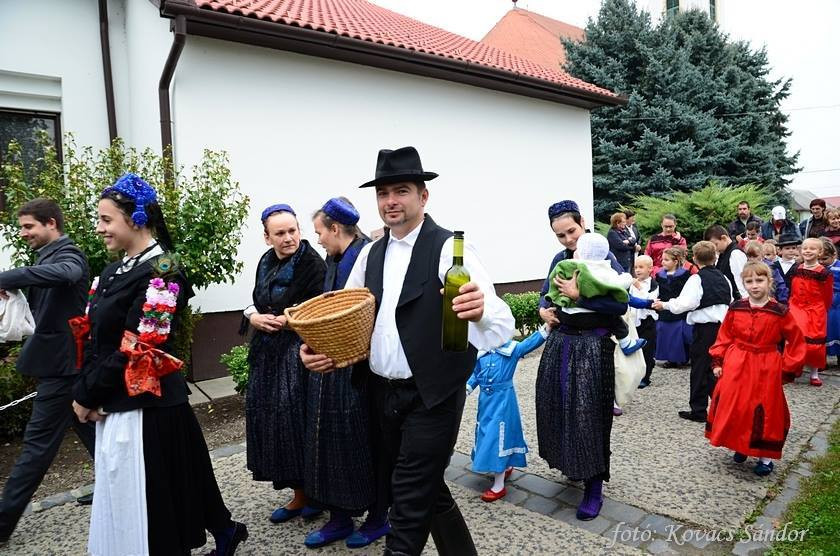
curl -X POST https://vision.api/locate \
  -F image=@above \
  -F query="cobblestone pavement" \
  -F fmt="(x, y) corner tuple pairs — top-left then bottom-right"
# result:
(5, 352), (839, 555)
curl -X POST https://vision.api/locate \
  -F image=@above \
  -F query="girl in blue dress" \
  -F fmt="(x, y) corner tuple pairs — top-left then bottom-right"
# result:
(467, 326), (549, 502)
(820, 238), (840, 364)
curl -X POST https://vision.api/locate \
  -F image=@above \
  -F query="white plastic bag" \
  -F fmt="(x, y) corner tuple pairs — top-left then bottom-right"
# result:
(0, 290), (36, 342)
(613, 310), (646, 406)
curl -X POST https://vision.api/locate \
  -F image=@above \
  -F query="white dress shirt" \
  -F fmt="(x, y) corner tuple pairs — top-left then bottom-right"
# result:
(728, 248), (748, 298)
(345, 220), (515, 379)
(662, 272), (731, 325)
(779, 258), (797, 274)
(630, 277), (658, 326)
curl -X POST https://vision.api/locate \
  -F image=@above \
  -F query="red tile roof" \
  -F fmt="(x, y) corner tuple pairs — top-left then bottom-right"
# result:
(192, 0), (617, 101)
(481, 8), (584, 70)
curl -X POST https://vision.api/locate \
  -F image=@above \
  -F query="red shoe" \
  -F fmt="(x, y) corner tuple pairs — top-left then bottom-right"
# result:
(504, 468), (514, 479)
(810, 377), (823, 387)
(480, 488), (507, 502)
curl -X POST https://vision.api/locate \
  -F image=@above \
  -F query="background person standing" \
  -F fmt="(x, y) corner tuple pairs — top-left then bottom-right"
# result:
(0, 199), (93, 547)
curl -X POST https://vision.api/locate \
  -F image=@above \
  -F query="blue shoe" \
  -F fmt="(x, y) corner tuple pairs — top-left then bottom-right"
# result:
(753, 461), (774, 476)
(304, 522), (354, 549)
(270, 506), (303, 523)
(301, 506), (324, 520)
(346, 519), (390, 548)
(733, 452), (747, 463)
(621, 339), (647, 356)
(638, 378), (650, 389)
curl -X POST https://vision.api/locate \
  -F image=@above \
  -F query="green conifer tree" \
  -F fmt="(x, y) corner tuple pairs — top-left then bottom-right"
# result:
(563, 0), (798, 218)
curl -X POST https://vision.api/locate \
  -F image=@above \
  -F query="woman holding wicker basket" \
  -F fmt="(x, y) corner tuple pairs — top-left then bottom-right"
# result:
(241, 204), (326, 524)
(296, 197), (389, 549)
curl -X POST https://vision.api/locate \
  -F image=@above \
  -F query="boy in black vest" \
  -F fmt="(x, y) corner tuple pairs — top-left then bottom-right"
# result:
(704, 225), (747, 300)
(301, 147), (515, 556)
(772, 233), (801, 292)
(653, 241), (732, 422)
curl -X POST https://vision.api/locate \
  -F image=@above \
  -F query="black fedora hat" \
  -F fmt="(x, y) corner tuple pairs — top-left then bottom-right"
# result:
(360, 146), (438, 188)
(777, 232), (802, 247)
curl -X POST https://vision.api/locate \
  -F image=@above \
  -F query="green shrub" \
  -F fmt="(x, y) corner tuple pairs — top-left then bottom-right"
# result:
(502, 291), (542, 336)
(0, 344), (36, 438)
(0, 133), (250, 286)
(220, 344), (249, 395)
(173, 306), (202, 376)
(626, 182), (774, 244)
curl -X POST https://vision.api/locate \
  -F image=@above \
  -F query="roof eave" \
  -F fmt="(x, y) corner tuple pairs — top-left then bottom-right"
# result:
(159, 1), (626, 110)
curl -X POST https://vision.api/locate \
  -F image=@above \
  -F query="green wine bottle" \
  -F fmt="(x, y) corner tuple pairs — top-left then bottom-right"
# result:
(442, 231), (470, 352)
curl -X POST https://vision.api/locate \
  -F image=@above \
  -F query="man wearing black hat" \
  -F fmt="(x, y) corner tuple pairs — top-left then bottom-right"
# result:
(301, 146), (514, 556)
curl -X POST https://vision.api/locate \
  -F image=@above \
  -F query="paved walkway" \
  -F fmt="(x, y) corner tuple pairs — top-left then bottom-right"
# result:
(5, 351), (839, 555)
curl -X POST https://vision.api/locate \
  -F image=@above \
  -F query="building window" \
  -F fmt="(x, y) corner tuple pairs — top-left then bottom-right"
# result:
(0, 109), (62, 211)
(666, 0), (680, 17)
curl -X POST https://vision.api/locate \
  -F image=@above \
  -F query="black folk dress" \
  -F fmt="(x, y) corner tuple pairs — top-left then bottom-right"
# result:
(245, 240), (326, 490)
(303, 237), (375, 514)
(73, 248), (232, 555)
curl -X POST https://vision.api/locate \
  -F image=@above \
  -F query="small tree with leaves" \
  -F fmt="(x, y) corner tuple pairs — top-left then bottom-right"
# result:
(0, 133), (250, 369)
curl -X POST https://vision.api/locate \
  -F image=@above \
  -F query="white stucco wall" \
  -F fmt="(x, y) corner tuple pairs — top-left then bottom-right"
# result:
(0, 3), (596, 311)
(171, 37), (594, 313)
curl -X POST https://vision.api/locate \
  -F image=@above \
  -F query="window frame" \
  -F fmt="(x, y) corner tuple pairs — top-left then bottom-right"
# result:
(0, 108), (63, 212)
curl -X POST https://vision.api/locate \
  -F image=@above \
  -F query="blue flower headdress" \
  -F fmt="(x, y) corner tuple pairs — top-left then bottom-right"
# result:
(321, 197), (360, 226)
(101, 173), (158, 227)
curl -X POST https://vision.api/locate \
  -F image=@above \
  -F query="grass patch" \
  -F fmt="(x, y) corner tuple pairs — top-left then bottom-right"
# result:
(769, 416), (840, 555)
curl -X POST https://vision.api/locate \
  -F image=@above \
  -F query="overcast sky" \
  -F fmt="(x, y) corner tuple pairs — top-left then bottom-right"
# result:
(371, 0), (840, 197)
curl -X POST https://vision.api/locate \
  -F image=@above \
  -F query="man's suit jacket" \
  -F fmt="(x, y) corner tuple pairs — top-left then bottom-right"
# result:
(0, 236), (89, 377)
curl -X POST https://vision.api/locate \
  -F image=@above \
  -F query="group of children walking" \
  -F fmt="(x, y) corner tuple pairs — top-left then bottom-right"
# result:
(465, 224), (839, 502)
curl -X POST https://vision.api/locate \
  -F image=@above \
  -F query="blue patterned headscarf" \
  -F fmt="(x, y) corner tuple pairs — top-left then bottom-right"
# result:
(321, 197), (360, 226)
(548, 200), (580, 222)
(261, 203), (296, 223)
(101, 173), (158, 227)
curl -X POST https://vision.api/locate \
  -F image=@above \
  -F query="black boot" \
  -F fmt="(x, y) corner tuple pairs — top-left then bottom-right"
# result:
(429, 503), (477, 556)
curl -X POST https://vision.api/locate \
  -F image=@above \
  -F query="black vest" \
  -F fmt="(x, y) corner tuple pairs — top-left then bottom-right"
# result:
(657, 269), (691, 322)
(716, 242), (743, 300)
(772, 259), (799, 291)
(364, 216), (478, 409)
(697, 266), (732, 309)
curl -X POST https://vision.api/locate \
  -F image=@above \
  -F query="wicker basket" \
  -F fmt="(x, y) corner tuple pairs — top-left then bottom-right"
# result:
(284, 288), (375, 368)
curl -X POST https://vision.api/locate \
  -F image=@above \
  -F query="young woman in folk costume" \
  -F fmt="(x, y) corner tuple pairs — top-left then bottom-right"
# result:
(241, 204), (326, 523)
(706, 262), (806, 476)
(787, 238), (834, 386)
(72, 173), (246, 555)
(300, 198), (385, 549)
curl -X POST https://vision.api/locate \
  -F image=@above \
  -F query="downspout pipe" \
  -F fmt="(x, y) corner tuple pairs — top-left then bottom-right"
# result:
(98, 0), (118, 142)
(159, 15), (186, 183)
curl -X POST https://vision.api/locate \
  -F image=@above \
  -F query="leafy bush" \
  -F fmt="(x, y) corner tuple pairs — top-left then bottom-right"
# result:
(220, 344), (249, 395)
(0, 134), (250, 376)
(626, 182), (773, 244)
(0, 344), (36, 439)
(0, 133), (250, 288)
(502, 292), (542, 336)
(173, 306), (202, 376)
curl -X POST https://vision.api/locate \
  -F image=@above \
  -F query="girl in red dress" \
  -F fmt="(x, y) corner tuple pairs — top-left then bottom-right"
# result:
(707, 262), (806, 476)
(788, 238), (834, 386)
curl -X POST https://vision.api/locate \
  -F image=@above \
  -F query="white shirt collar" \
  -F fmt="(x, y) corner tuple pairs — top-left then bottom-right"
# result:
(387, 219), (424, 247)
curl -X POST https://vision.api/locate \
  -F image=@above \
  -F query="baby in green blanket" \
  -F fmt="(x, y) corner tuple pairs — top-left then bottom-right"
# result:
(546, 233), (645, 356)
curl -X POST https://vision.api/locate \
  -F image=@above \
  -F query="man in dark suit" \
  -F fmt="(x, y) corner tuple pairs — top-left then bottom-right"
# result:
(0, 199), (93, 546)
(301, 147), (514, 556)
